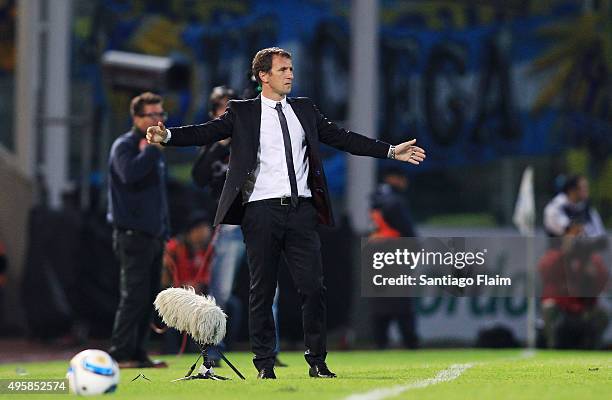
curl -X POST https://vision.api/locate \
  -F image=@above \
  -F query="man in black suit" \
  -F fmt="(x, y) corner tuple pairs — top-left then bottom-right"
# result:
(147, 47), (426, 379)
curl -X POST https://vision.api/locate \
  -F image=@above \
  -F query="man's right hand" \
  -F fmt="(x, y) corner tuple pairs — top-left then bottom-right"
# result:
(146, 121), (167, 144)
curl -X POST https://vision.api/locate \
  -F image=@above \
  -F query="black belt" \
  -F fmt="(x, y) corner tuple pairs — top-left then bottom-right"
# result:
(250, 196), (312, 206)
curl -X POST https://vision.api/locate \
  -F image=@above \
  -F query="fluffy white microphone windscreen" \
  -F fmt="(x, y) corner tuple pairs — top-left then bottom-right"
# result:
(154, 287), (227, 345)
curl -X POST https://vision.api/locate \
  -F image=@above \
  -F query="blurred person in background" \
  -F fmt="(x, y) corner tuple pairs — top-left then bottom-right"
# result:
(369, 167), (417, 239)
(368, 167), (418, 349)
(147, 47), (425, 379)
(538, 222), (609, 349)
(191, 85), (287, 367)
(544, 175), (606, 238)
(162, 211), (213, 292)
(241, 71), (260, 99)
(106, 92), (170, 368)
(161, 211), (213, 354)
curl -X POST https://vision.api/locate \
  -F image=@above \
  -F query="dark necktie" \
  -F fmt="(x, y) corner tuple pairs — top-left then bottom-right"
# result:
(275, 102), (299, 208)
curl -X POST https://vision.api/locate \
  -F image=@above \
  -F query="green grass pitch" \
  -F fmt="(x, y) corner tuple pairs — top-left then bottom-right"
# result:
(0, 350), (610, 399)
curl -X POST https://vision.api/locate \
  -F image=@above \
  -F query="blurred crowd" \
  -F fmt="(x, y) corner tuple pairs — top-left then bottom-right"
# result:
(539, 175), (609, 349)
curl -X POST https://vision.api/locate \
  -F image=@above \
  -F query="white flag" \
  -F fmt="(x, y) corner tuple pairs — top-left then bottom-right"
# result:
(513, 166), (535, 235)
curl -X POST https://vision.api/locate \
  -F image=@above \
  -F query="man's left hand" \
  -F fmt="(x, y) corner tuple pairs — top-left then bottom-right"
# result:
(394, 139), (426, 165)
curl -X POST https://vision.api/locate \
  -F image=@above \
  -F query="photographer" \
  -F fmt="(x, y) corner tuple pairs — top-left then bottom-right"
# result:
(538, 223), (609, 349)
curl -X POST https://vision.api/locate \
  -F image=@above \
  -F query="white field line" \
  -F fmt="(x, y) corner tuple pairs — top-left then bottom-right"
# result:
(343, 363), (474, 400)
(343, 350), (536, 400)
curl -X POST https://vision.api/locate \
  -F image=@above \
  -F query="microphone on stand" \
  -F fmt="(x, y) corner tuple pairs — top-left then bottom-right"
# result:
(154, 287), (245, 381)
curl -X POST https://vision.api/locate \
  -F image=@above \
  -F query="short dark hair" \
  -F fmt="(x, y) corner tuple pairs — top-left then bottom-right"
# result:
(185, 210), (211, 232)
(563, 174), (586, 194)
(130, 92), (163, 117)
(251, 47), (292, 85)
(208, 85), (237, 117)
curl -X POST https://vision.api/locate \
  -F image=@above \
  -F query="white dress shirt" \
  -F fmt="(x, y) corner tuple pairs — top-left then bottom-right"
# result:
(247, 94), (311, 202)
(543, 192), (605, 237)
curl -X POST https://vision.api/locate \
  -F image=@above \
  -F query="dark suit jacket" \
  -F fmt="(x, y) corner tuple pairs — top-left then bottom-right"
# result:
(166, 96), (391, 226)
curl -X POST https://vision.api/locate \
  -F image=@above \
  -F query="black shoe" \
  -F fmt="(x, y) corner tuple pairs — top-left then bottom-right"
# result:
(136, 354), (168, 369)
(274, 357), (288, 367)
(257, 368), (276, 379)
(309, 363), (337, 378)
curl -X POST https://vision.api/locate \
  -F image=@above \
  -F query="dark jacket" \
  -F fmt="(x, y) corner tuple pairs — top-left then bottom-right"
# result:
(107, 129), (170, 238)
(191, 141), (230, 199)
(371, 183), (416, 237)
(167, 96), (391, 226)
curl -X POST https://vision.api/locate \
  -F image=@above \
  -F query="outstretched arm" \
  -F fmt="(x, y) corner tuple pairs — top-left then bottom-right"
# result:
(315, 102), (389, 158)
(147, 106), (235, 147)
(314, 101), (426, 164)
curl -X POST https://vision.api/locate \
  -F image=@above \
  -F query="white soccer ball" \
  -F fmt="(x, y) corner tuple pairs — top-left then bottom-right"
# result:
(66, 349), (119, 396)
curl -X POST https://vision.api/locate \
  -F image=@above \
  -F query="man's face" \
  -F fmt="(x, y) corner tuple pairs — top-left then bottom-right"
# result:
(260, 55), (293, 97)
(189, 223), (212, 247)
(576, 177), (589, 202)
(133, 103), (165, 132)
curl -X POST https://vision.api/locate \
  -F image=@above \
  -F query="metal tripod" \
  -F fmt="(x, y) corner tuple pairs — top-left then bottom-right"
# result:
(172, 344), (245, 381)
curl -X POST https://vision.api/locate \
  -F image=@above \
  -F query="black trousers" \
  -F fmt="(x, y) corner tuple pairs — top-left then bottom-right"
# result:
(241, 198), (327, 370)
(108, 229), (164, 361)
(370, 298), (418, 349)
